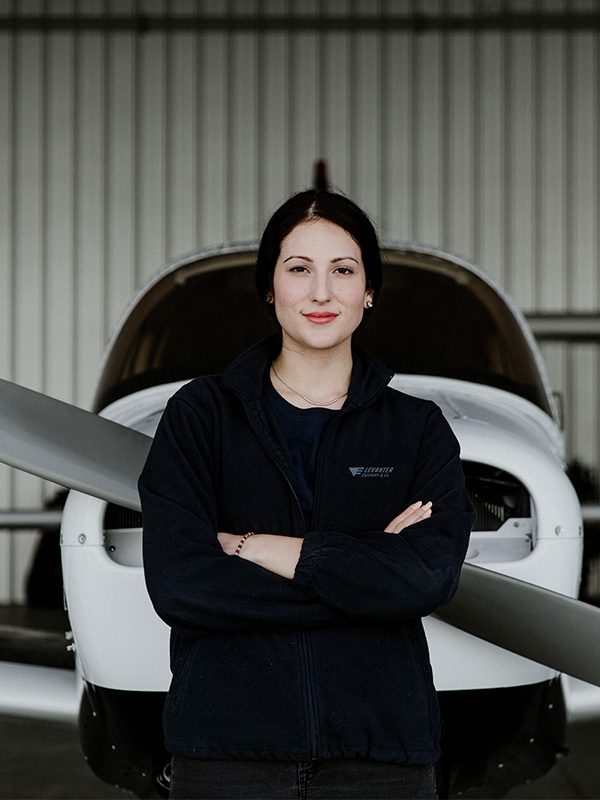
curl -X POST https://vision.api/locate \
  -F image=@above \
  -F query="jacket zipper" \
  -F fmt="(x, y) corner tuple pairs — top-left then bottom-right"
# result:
(310, 413), (344, 530)
(298, 412), (352, 758)
(268, 456), (320, 757)
(300, 630), (319, 757)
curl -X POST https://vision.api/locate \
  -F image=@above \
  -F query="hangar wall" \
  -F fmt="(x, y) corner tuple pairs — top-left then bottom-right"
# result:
(0, 0), (599, 602)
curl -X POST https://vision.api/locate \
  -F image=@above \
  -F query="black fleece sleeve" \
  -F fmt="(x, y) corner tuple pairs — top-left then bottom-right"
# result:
(292, 404), (476, 620)
(140, 395), (350, 637)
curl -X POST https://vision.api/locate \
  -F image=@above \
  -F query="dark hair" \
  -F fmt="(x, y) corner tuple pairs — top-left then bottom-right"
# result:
(255, 190), (383, 319)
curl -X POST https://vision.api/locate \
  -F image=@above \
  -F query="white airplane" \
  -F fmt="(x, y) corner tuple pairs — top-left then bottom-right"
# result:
(1, 241), (600, 798)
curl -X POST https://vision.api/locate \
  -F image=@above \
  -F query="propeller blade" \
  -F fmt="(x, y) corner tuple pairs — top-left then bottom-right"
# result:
(437, 563), (600, 687)
(0, 379), (151, 510)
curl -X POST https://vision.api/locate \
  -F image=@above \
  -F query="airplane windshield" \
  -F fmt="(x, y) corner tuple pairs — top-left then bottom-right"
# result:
(93, 249), (552, 417)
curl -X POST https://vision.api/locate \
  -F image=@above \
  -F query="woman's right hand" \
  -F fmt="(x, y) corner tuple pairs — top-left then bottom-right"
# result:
(384, 501), (432, 534)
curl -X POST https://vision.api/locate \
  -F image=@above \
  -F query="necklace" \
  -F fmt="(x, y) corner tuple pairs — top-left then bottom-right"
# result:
(270, 362), (348, 407)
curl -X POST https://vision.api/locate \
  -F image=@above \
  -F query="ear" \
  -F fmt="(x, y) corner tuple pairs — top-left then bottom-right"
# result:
(364, 292), (374, 309)
(266, 291), (274, 304)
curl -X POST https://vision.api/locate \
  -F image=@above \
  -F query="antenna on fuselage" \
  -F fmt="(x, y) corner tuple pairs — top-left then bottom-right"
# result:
(313, 159), (329, 191)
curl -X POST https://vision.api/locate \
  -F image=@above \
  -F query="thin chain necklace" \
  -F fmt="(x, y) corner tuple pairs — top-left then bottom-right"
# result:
(270, 361), (348, 407)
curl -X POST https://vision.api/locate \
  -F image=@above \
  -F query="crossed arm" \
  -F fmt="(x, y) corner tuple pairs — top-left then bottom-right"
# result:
(140, 394), (475, 635)
(217, 500), (433, 580)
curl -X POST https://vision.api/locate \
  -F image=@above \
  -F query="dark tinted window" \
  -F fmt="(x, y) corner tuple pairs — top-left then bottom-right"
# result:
(358, 250), (551, 413)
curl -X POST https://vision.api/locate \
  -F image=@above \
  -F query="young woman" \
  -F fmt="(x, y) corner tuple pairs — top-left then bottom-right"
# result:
(139, 190), (476, 799)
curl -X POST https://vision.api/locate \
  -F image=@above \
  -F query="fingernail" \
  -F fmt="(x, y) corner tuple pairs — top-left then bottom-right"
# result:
(412, 501), (423, 508)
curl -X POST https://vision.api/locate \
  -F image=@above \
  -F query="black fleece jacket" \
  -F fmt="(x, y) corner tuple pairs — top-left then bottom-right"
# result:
(139, 335), (476, 764)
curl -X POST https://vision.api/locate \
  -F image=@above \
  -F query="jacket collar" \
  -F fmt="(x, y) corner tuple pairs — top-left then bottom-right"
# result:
(221, 333), (394, 410)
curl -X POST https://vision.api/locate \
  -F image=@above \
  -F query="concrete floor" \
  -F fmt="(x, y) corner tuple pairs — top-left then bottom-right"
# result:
(1, 714), (124, 800)
(1, 714), (599, 800)
(504, 718), (600, 799)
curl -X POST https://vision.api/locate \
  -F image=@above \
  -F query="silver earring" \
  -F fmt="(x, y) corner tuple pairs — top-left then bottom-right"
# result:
(366, 297), (373, 309)
(266, 292), (274, 304)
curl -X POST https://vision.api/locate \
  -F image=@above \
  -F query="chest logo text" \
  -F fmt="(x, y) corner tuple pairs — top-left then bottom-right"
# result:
(349, 466), (395, 478)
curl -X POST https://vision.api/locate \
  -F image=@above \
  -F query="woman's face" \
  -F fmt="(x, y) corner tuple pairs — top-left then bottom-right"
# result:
(270, 218), (372, 356)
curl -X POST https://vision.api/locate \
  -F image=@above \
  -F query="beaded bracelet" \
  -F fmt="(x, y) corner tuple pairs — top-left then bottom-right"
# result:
(234, 531), (255, 556)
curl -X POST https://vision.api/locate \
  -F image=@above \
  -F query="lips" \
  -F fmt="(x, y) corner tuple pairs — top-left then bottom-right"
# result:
(303, 312), (339, 324)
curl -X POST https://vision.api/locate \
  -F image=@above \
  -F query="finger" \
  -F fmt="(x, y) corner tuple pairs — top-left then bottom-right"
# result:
(405, 501), (432, 521)
(384, 501), (424, 531)
(386, 501), (432, 530)
(388, 505), (432, 534)
(398, 500), (423, 517)
(393, 513), (430, 533)
(412, 502), (432, 520)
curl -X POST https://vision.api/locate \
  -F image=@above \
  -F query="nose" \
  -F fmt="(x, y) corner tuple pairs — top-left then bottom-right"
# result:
(310, 271), (331, 304)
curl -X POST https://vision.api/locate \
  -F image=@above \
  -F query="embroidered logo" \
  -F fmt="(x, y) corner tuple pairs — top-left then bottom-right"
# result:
(349, 466), (395, 478)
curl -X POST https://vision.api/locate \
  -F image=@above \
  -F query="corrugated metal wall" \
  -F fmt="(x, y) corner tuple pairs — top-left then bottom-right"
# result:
(1, 0), (599, 602)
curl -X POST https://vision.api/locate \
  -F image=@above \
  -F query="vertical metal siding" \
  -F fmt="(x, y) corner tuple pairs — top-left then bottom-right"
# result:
(288, 1), (321, 195)
(379, 8), (413, 239)
(76, 15), (107, 405)
(0, 9), (15, 601)
(166, 0), (199, 259)
(507, 23), (536, 310)
(570, 24), (599, 312)
(1, 0), (600, 600)
(11, 10), (45, 601)
(137, 9), (168, 286)
(197, 0), (228, 247)
(538, 28), (568, 311)
(106, 12), (137, 338)
(228, 1), (259, 241)
(444, 13), (475, 260)
(256, 0), (290, 222)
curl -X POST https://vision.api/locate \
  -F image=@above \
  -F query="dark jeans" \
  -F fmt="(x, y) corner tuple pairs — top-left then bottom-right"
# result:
(169, 756), (438, 799)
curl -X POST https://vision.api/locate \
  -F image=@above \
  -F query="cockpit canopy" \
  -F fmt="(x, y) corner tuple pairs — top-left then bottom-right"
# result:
(94, 245), (553, 418)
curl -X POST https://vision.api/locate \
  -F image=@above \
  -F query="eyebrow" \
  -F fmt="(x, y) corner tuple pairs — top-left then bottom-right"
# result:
(283, 255), (359, 264)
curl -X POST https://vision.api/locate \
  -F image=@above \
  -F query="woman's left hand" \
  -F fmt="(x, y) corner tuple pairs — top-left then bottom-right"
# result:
(217, 531), (248, 555)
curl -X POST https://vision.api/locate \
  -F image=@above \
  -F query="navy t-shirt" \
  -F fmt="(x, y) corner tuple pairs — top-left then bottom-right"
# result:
(265, 375), (338, 528)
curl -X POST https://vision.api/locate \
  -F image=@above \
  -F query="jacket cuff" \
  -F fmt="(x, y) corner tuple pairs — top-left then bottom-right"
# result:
(292, 531), (323, 589)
